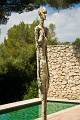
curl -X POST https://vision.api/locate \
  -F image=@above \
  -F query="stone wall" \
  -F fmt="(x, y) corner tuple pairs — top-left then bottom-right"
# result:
(47, 45), (80, 100)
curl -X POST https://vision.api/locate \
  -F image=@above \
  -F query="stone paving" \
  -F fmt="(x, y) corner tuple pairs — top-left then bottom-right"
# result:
(37, 105), (80, 120)
(48, 105), (80, 120)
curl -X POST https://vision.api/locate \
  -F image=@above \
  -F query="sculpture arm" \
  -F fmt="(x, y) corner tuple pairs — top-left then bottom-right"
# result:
(35, 26), (42, 89)
(35, 26), (39, 48)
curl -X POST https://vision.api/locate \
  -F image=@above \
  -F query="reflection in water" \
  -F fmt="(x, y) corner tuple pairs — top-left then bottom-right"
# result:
(0, 3), (80, 43)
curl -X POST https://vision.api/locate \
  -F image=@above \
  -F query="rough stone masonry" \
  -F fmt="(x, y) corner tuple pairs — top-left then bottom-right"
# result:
(46, 45), (80, 100)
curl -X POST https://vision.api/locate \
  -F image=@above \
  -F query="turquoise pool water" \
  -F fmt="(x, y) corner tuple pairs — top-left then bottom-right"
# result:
(0, 102), (78, 120)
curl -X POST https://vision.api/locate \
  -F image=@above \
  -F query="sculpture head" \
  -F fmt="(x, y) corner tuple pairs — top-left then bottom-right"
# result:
(38, 7), (47, 20)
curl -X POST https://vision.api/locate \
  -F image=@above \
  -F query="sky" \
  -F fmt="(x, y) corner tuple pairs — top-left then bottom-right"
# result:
(0, 3), (80, 43)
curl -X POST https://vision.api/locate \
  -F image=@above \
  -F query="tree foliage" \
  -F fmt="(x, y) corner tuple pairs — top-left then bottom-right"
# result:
(0, 21), (39, 104)
(72, 38), (80, 45)
(0, 20), (57, 104)
(48, 23), (59, 45)
(0, 0), (80, 24)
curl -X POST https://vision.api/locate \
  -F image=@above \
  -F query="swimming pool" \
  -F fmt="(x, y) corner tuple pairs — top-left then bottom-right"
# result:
(0, 101), (78, 120)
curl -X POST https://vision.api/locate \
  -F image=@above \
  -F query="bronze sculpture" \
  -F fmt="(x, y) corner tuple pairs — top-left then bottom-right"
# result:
(35, 7), (49, 120)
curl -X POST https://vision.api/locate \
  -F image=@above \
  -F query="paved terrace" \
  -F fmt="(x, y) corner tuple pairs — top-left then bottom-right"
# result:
(37, 105), (80, 120)
(37, 98), (80, 120)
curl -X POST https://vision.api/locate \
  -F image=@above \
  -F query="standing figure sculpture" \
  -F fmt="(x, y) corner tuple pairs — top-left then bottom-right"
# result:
(35, 7), (49, 120)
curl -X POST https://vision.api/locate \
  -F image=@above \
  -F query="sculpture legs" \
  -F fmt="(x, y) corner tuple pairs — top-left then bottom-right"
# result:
(41, 81), (47, 120)
(41, 59), (48, 120)
(37, 47), (41, 97)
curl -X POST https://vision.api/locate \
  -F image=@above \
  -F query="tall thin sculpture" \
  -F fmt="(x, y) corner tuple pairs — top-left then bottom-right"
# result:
(35, 7), (49, 120)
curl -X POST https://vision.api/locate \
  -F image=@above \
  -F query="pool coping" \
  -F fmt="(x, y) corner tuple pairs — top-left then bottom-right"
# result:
(0, 98), (41, 114)
(0, 97), (80, 110)
(47, 97), (80, 104)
